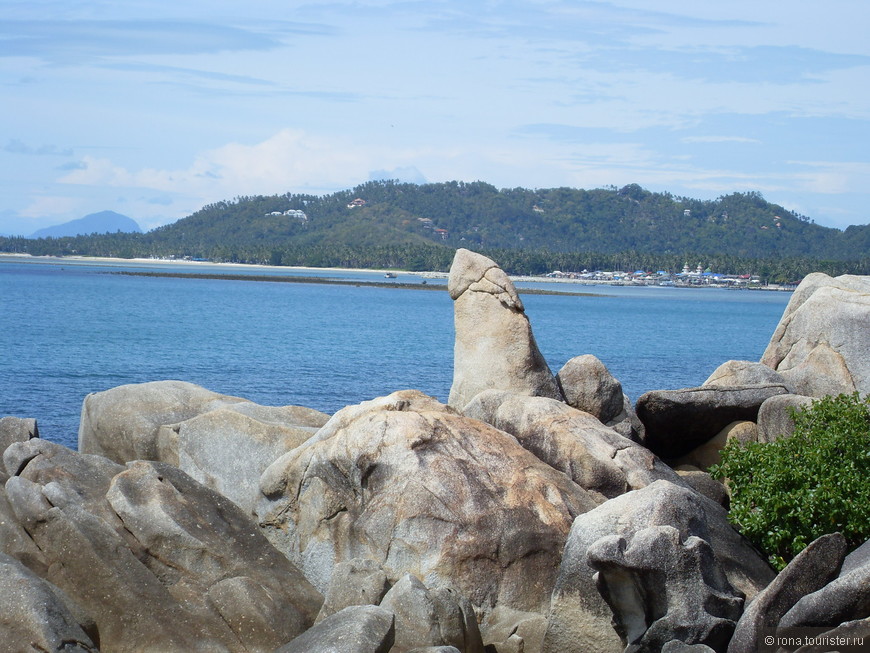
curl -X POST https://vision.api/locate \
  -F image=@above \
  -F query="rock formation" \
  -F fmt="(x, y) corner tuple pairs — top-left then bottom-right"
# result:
(79, 379), (328, 464)
(727, 533), (847, 653)
(755, 394), (815, 443)
(276, 604), (395, 653)
(463, 390), (683, 501)
(156, 406), (322, 516)
(78, 380), (328, 516)
(0, 415), (38, 452)
(671, 421), (757, 472)
(447, 249), (562, 409)
(761, 273), (870, 397)
(588, 525), (744, 651)
(5, 255), (870, 652)
(556, 354), (624, 423)
(257, 390), (597, 614)
(556, 354), (645, 441)
(2, 438), (322, 652)
(379, 574), (483, 653)
(543, 480), (775, 653)
(704, 360), (793, 389)
(315, 558), (391, 623)
(0, 552), (97, 652)
(635, 384), (790, 459)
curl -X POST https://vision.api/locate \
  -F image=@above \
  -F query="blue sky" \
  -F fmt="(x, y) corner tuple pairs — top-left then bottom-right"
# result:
(3, 1), (870, 235)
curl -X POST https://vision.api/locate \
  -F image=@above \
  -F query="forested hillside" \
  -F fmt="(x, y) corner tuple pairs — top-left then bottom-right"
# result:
(3, 180), (869, 281)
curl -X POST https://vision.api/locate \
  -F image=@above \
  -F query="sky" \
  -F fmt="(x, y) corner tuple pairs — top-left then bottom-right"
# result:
(3, 1), (870, 235)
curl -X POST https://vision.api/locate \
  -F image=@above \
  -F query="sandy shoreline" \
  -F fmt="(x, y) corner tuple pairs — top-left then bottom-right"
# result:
(0, 253), (611, 297)
(0, 253), (794, 291)
(0, 252), (417, 277)
(0, 253), (617, 284)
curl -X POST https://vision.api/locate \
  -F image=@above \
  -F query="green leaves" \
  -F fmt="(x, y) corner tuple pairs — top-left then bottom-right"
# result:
(709, 393), (870, 570)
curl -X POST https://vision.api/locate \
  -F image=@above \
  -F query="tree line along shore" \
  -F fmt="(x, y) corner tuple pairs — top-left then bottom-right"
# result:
(3, 180), (870, 284)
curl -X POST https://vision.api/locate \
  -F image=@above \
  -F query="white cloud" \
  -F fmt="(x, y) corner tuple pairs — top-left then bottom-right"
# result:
(787, 160), (870, 194)
(680, 135), (760, 144)
(58, 129), (372, 199)
(19, 195), (80, 219)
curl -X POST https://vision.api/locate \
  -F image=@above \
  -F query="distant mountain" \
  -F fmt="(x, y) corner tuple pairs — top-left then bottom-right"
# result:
(30, 211), (141, 238)
(3, 181), (869, 280)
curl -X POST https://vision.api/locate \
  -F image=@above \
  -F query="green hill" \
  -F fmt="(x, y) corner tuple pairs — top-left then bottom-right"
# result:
(3, 181), (868, 281)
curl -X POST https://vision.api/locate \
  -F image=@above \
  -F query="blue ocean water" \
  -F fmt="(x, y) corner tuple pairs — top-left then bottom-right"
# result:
(1, 257), (791, 450)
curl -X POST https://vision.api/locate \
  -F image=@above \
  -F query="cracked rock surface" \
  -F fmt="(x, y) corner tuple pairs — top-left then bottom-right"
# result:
(257, 389), (597, 614)
(447, 249), (562, 409)
(761, 273), (870, 397)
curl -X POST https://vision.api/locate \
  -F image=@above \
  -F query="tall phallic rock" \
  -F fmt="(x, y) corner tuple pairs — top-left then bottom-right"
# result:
(447, 249), (562, 410)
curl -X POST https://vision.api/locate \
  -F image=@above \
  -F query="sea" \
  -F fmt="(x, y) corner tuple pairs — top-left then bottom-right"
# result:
(1, 256), (792, 450)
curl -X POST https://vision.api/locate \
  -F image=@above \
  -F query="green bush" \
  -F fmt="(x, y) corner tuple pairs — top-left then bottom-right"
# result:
(709, 392), (870, 570)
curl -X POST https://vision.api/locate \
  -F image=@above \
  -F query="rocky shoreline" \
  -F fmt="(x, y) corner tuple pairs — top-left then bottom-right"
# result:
(2, 249), (868, 652)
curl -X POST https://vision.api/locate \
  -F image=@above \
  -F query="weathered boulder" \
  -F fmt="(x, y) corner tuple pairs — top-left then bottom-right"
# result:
(674, 467), (730, 507)
(0, 478), (46, 573)
(756, 394), (815, 443)
(606, 393), (648, 442)
(704, 360), (792, 389)
(661, 643), (717, 653)
(785, 272), (870, 315)
(841, 538), (870, 577)
(0, 416), (38, 456)
(379, 574), (483, 653)
(0, 552), (97, 652)
(486, 640), (523, 653)
(79, 380), (235, 461)
(4, 437), (127, 534)
(107, 460), (323, 648)
(2, 440), (107, 575)
(542, 480), (775, 653)
(5, 473), (217, 651)
(727, 533), (847, 653)
(276, 604), (395, 653)
(588, 525), (743, 651)
(79, 379), (328, 465)
(480, 606), (547, 653)
(556, 354), (624, 423)
(779, 560), (870, 629)
(761, 273), (870, 397)
(316, 558), (391, 623)
(3, 439), (322, 652)
(635, 384), (790, 460)
(672, 421), (757, 471)
(156, 407), (321, 516)
(258, 390), (597, 614)
(447, 249), (562, 409)
(462, 390), (684, 502)
(788, 618), (870, 652)
(556, 355), (645, 441)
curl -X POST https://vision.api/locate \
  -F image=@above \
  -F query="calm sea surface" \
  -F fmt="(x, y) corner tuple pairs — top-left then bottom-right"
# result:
(1, 257), (791, 450)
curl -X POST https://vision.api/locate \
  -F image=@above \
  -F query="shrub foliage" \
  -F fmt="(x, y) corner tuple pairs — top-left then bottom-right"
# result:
(710, 392), (870, 570)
